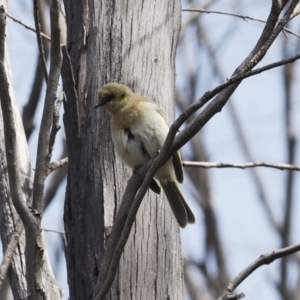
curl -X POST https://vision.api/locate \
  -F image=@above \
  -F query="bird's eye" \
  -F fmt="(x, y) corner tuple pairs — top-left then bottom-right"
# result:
(107, 93), (115, 101)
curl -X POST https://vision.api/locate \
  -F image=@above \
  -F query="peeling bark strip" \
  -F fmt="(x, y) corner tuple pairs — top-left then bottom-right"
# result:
(63, 0), (184, 299)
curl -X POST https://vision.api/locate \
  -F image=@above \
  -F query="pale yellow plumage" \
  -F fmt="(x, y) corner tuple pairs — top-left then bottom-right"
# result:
(95, 83), (195, 227)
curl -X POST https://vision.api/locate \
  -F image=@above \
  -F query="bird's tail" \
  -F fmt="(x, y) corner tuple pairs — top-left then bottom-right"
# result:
(161, 181), (195, 228)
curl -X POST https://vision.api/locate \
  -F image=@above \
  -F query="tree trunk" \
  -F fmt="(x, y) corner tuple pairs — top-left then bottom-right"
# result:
(63, 0), (184, 299)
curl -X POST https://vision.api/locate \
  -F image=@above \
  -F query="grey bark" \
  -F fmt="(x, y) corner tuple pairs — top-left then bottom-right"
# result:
(63, 0), (185, 299)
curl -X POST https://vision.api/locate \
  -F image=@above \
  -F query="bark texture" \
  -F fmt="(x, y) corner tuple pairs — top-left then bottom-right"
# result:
(63, 0), (184, 299)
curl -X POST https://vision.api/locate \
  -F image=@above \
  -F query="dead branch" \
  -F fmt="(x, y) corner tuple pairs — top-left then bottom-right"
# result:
(33, 0), (48, 81)
(182, 161), (300, 171)
(0, 4), (36, 237)
(6, 11), (50, 41)
(182, 8), (300, 38)
(217, 244), (300, 300)
(22, 0), (50, 140)
(0, 220), (23, 291)
(32, 0), (62, 214)
(47, 157), (68, 175)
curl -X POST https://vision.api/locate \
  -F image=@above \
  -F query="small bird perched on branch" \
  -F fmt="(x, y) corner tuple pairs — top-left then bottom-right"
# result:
(95, 83), (195, 228)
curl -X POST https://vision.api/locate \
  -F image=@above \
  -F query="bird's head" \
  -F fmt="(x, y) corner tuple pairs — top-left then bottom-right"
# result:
(95, 83), (133, 114)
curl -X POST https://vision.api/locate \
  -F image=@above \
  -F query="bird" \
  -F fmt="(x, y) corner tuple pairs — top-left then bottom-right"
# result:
(95, 83), (195, 228)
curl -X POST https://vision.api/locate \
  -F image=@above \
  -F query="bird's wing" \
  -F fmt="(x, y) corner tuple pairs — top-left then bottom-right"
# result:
(172, 151), (184, 183)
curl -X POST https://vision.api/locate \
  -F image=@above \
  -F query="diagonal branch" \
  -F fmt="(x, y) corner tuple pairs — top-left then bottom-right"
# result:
(217, 244), (300, 300)
(6, 11), (50, 41)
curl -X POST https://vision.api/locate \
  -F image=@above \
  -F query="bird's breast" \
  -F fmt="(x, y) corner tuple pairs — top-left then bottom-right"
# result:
(112, 125), (150, 168)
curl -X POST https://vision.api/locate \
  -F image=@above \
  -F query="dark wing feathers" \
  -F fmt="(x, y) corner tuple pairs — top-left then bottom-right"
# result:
(172, 151), (184, 183)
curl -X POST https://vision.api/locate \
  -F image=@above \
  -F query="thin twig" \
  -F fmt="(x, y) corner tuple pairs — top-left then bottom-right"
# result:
(182, 8), (300, 39)
(32, 0), (62, 214)
(182, 161), (300, 171)
(6, 12), (50, 41)
(33, 0), (49, 81)
(0, 220), (23, 290)
(217, 244), (300, 300)
(47, 157), (68, 175)
(42, 228), (64, 235)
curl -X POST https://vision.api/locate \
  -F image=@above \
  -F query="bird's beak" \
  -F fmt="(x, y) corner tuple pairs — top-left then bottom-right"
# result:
(94, 102), (104, 109)
(94, 95), (106, 109)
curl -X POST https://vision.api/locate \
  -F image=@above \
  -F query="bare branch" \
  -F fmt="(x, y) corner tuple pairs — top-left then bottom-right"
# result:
(32, 0), (62, 214)
(0, 6), (42, 297)
(47, 157), (68, 175)
(0, 220), (23, 291)
(22, 0), (50, 140)
(182, 8), (300, 39)
(182, 161), (300, 171)
(0, 5), (36, 231)
(33, 0), (48, 81)
(6, 12), (50, 41)
(217, 244), (300, 300)
(196, 24), (280, 233)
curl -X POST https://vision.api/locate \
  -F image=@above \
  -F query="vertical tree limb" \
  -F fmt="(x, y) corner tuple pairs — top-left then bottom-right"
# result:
(33, 0), (49, 82)
(32, 0), (62, 214)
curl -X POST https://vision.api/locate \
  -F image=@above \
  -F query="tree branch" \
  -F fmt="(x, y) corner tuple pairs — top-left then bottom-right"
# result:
(217, 244), (300, 300)
(0, 220), (23, 291)
(182, 8), (300, 39)
(32, 0), (62, 214)
(0, 6), (40, 297)
(47, 157), (68, 175)
(6, 11), (50, 41)
(182, 161), (300, 171)
(33, 0), (48, 81)
(0, 4), (36, 234)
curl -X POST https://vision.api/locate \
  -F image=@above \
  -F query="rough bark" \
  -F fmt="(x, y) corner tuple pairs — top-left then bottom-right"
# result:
(63, 0), (184, 299)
